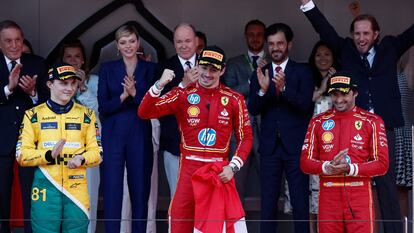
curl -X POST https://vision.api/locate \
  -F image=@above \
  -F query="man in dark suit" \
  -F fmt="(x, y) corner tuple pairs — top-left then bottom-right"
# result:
(299, 1), (414, 232)
(222, 19), (269, 204)
(248, 23), (314, 233)
(0, 20), (48, 233)
(154, 23), (198, 197)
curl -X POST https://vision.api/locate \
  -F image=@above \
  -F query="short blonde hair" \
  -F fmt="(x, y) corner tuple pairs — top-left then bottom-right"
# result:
(115, 25), (139, 42)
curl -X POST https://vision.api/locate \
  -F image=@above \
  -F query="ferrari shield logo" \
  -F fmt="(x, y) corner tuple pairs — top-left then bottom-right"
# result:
(221, 96), (229, 106)
(355, 120), (362, 130)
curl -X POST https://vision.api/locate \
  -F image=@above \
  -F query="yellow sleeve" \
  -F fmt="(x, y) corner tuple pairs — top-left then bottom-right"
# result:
(16, 110), (50, 167)
(82, 110), (102, 167)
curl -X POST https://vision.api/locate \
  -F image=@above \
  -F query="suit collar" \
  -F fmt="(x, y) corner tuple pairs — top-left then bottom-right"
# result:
(177, 53), (196, 69)
(272, 57), (289, 72)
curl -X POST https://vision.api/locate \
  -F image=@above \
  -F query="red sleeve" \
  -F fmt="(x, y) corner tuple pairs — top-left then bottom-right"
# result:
(230, 95), (253, 168)
(351, 117), (389, 177)
(138, 86), (180, 119)
(300, 118), (327, 175)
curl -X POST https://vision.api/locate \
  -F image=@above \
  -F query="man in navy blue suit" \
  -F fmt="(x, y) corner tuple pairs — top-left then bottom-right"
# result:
(0, 20), (48, 233)
(299, 1), (414, 232)
(248, 23), (314, 233)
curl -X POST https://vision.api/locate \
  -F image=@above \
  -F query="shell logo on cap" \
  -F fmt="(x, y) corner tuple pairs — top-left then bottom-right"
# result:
(187, 106), (200, 117)
(322, 132), (334, 143)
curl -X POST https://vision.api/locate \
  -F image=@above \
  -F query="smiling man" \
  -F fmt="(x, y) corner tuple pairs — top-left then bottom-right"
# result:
(298, 1), (414, 231)
(0, 20), (49, 233)
(138, 46), (252, 233)
(248, 23), (314, 233)
(16, 63), (102, 233)
(300, 71), (389, 233)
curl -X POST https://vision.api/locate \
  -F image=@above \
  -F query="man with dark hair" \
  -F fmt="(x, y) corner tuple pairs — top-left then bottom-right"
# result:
(195, 31), (207, 55)
(301, 71), (389, 233)
(299, 1), (414, 231)
(139, 45), (252, 233)
(0, 20), (48, 233)
(222, 19), (268, 204)
(248, 23), (314, 233)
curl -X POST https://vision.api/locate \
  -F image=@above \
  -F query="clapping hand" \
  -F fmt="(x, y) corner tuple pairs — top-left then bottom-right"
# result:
(51, 139), (66, 159)
(8, 63), (22, 92)
(181, 67), (200, 88)
(257, 68), (270, 94)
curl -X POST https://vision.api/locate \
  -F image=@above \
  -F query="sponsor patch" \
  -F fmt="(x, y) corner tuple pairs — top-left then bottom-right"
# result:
(41, 122), (58, 130)
(70, 183), (81, 189)
(330, 76), (350, 85)
(69, 175), (84, 179)
(198, 128), (217, 146)
(187, 118), (200, 126)
(31, 113), (38, 123)
(57, 65), (76, 74)
(65, 123), (81, 130)
(64, 142), (81, 148)
(352, 144), (363, 150)
(187, 106), (200, 117)
(83, 113), (91, 124)
(355, 120), (362, 130)
(322, 144), (334, 152)
(221, 96), (229, 106)
(218, 120), (229, 125)
(322, 132), (334, 143)
(43, 141), (57, 148)
(202, 50), (224, 61)
(220, 108), (229, 117)
(187, 94), (201, 104)
(322, 119), (335, 131)
(42, 116), (56, 120)
(353, 134), (362, 141)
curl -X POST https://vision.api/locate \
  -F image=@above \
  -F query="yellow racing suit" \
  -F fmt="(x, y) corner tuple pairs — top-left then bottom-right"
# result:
(16, 101), (102, 233)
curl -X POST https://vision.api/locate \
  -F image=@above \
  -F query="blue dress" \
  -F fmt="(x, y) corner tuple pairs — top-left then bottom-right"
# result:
(98, 58), (155, 233)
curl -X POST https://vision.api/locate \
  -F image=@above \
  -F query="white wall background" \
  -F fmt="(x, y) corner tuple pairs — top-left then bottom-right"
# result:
(1, 0), (413, 62)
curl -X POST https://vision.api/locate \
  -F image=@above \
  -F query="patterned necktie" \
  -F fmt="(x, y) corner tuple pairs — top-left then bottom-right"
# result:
(185, 61), (192, 70)
(251, 56), (259, 70)
(275, 66), (282, 96)
(362, 52), (370, 71)
(10, 60), (17, 72)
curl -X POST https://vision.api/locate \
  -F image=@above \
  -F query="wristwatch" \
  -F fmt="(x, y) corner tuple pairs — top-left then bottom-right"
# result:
(229, 163), (240, 173)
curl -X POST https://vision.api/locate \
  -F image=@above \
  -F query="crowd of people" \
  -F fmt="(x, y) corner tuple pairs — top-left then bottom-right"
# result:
(0, 0), (414, 232)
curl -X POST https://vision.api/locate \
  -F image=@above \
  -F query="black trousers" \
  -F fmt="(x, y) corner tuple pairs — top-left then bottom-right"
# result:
(374, 129), (402, 233)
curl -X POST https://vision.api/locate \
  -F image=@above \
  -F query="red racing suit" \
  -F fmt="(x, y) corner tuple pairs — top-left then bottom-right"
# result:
(300, 106), (388, 233)
(138, 82), (252, 233)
